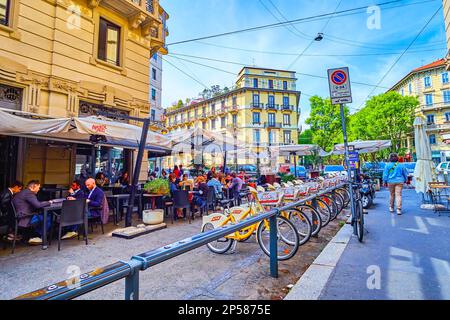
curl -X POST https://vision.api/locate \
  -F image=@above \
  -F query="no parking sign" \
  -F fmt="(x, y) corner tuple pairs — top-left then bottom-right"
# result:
(328, 67), (352, 105)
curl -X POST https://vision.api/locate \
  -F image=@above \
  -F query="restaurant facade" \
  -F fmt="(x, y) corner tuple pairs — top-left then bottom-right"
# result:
(0, 0), (168, 189)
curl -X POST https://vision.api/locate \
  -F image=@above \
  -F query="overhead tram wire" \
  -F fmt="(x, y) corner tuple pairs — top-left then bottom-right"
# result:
(258, 0), (312, 41)
(167, 53), (450, 100)
(162, 57), (208, 89)
(167, 0), (406, 46)
(354, 5), (443, 112)
(287, 0), (343, 70)
(167, 53), (393, 90)
(177, 44), (446, 57)
(267, 0), (313, 40)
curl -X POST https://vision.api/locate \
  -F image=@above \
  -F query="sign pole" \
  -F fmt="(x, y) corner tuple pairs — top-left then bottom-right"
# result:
(339, 104), (357, 235)
(327, 67), (356, 236)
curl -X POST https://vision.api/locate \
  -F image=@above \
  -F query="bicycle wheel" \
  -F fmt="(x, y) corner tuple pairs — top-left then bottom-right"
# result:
(332, 192), (345, 215)
(202, 223), (235, 254)
(321, 195), (339, 221)
(337, 188), (350, 208)
(315, 198), (332, 227)
(256, 216), (299, 261)
(355, 199), (364, 242)
(296, 204), (322, 237)
(285, 208), (312, 245)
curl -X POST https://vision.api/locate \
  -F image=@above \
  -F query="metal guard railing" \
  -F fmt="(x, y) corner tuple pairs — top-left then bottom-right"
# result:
(14, 183), (348, 300)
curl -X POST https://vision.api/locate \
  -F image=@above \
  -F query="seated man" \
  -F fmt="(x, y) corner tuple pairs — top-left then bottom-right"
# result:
(0, 181), (24, 241)
(85, 178), (105, 219)
(62, 180), (86, 240)
(67, 180), (86, 201)
(207, 173), (224, 198)
(12, 180), (53, 245)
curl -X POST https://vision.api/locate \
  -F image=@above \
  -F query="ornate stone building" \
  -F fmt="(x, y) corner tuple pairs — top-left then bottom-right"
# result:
(0, 0), (168, 188)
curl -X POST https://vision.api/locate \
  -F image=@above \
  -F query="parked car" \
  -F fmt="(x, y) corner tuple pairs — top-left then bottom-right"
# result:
(403, 162), (416, 176)
(323, 165), (347, 176)
(436, 162), (450, 175)
(237, 164), (257, 175)
(278, 164), (307, 178)
(362, 162), (386, 180)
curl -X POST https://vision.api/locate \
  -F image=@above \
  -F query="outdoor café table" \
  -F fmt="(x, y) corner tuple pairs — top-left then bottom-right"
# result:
(42, 199), (65, 250)
(429, 184), (450, 201)
(107, 193), (143, 224)
(142, 194), (165, 210)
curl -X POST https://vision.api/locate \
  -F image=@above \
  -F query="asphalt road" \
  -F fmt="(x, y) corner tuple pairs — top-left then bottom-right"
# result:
(320, 189), (450, 300)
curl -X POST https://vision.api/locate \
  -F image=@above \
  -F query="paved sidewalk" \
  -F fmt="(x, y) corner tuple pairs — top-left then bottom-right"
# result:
(319, 189), (450, 300)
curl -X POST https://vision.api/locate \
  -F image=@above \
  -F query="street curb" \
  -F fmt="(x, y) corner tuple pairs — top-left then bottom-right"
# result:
(284, 222), (354, 300)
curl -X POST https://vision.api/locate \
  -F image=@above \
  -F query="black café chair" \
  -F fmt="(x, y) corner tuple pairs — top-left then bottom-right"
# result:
(50, 199), (88, 251)
(205, 186), (216, 214)
(172, 190), (192, 224)
(9, 203), (37, 254)
(88, 204), (105, 235)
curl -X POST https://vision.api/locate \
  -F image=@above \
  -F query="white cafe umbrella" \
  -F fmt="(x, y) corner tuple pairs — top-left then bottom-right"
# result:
(413, 117), (436, 194)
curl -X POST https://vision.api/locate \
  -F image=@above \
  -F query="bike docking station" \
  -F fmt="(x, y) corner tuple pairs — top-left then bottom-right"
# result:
(14, 181), (349, 300)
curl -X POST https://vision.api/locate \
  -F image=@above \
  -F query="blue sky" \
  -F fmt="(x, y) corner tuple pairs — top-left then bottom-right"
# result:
(160, 0), (447, 126)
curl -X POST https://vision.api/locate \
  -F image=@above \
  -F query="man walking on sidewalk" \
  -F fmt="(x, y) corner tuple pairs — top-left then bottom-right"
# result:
(383, 153), (409, 215)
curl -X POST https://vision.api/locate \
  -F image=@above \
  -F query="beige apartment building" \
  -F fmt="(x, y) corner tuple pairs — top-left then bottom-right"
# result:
(391, 59), (450, 164)
(0, 0), (168, 189)
(165, 67), (302, 169)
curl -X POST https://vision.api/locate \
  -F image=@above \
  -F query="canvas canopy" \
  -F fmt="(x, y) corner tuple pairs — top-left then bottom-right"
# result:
(270, 144), (328, 157)
(331, 140), (392, 155)
(0, 110), (171, 153)
(167, 127), (245, 154)
(413, 117), (436, 194)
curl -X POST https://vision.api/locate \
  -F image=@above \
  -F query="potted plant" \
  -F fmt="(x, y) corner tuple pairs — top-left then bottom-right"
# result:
(143, 179), (170, 195)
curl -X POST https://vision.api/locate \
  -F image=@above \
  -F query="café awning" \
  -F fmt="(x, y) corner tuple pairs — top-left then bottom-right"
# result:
(331, 140), (392, 155)
(270, 144), (328, 157)
(167, 127), (243, 153)
(0, 110), (171, 154)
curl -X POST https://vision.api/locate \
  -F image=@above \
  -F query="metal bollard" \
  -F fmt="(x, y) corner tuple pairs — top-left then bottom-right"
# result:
(269, 213), (278, 278)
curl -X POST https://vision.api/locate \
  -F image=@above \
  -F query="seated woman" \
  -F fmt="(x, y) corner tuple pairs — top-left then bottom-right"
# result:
(192, 176), (207, 213)
(95, 172), (109, 189)
(169, 174), (183, 219)
(179, 174), (194, 191)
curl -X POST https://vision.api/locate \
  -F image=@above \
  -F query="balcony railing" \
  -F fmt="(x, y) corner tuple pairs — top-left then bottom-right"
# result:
(281, 105), (295, 111)
(230, 105), (239, 112)
(420, 102), (450, 112)
(145, 0), (154, 13)
(266, 104), (279, 110)
(251, 103), (264, 109)
(264, 122), (282, 129)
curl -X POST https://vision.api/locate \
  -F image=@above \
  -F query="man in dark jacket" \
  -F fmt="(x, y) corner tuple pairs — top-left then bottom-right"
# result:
(0, 181), (23, 240)
(85, 178), (105, 218)
(12, 180), (53, 245)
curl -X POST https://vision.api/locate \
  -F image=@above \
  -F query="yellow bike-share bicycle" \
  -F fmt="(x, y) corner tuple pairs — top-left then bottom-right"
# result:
(201, 187), (300, 261)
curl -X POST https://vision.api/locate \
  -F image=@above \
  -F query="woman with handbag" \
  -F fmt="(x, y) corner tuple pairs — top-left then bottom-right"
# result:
(383, 153), (409, 215)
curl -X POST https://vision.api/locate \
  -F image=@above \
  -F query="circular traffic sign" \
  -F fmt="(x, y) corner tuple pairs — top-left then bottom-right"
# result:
(331, 70), (347, 85)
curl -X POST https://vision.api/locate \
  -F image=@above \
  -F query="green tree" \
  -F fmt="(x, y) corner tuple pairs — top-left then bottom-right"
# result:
(298, 129), (313, 144)
(350, 92), (418, 154)
(305, 96), (349, 152)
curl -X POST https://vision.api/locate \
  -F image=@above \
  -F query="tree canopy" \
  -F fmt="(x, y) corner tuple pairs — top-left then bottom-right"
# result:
(349, 91), (418, 154)
(305, 95), (350, 152)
